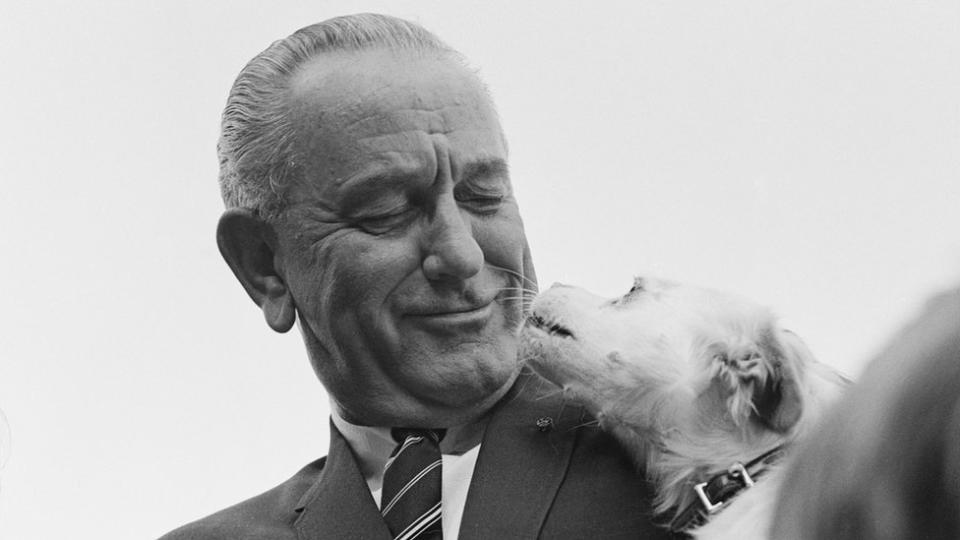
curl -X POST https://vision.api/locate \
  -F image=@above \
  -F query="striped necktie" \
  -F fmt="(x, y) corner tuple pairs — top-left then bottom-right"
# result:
(381, 428), (444, 540)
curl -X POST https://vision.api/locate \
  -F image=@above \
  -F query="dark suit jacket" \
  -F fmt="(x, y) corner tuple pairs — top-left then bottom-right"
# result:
(159, 371), (673, 539)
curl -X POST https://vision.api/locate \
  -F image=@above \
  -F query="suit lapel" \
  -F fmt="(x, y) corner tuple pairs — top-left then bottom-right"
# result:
(292, 372), (580, 540)
(458, 371), (583, 540)
(294, 422), (393, 540)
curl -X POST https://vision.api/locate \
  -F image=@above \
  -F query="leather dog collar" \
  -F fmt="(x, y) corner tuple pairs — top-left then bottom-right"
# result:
(668, 445), (786, 533)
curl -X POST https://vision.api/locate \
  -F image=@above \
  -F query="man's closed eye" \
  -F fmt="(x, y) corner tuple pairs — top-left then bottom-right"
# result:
(355, 208), (418, 235)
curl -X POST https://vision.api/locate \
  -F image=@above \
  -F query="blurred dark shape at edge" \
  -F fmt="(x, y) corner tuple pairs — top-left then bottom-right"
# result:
(773, 285), (960, 539)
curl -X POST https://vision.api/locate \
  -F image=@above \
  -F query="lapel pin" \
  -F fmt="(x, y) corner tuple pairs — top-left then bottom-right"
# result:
(536, 416), (554, 432)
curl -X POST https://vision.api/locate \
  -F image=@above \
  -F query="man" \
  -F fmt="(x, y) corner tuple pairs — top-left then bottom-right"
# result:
(162, 14), (669, 539)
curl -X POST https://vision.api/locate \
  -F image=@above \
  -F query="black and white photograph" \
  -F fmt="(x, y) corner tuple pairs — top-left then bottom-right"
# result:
(1, 2), (958, 538)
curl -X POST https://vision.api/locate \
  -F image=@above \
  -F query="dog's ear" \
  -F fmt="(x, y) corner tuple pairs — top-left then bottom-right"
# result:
(708, 328), (806, 433)
(750, 329), (807, 433)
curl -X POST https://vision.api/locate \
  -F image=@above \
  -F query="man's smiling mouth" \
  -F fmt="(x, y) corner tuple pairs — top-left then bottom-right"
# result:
(405, 302), (496, 332)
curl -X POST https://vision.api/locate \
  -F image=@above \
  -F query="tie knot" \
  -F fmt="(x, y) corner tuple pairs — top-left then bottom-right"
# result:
(391, 428), (446, 446)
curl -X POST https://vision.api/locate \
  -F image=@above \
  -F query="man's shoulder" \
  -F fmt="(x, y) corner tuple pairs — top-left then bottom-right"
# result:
(158, 457), (327, 540)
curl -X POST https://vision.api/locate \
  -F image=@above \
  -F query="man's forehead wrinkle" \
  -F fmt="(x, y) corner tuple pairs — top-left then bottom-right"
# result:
(443, 127), (508, 159)
(293, 68), (490, 133)
(341, 101), (490, 143)
(345, 108), (443, 138)
(293, 72), (479, 131)
(332, 142), (436, 188)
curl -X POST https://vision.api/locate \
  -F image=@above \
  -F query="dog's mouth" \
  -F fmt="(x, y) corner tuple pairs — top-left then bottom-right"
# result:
(526, 313), (575, 339)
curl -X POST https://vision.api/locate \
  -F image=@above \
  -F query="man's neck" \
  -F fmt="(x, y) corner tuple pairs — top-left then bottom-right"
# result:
(330, 405), (488, 457)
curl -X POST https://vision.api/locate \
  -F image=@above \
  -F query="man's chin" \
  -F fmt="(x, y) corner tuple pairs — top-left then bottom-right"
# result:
(335, 358), (521, 428)
(425, 366), (521, 426)
(408, 348), (521, 415)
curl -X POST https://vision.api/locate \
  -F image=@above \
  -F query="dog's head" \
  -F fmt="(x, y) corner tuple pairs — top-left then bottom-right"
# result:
(521, 277), (809, 448)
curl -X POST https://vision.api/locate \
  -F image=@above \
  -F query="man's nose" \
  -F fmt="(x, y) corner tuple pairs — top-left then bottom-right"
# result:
(421, 194), (484, 282)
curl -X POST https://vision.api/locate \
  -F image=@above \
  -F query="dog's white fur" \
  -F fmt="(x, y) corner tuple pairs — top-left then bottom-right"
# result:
(520, 277), (848, 539)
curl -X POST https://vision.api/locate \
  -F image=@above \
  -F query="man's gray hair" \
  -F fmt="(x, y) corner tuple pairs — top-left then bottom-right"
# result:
(218, 13), (456, 219)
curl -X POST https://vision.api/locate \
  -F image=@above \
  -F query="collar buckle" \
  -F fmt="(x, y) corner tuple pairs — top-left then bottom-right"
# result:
(692, 461), (756, 515)
(693, 481), (724, 514)
(728, 461), (755, 487)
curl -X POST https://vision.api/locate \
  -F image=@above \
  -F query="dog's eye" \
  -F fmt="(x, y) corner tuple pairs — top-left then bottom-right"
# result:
(611, 277), (646, 307)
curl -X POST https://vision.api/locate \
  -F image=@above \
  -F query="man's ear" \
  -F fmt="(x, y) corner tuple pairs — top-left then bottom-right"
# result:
(216, 208), (296, 333)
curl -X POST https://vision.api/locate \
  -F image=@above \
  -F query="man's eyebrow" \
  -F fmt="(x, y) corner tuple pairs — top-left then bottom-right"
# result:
(335, 163), (421, 190)
(458, 159), (510, 183)
(336, 170), (417, 214)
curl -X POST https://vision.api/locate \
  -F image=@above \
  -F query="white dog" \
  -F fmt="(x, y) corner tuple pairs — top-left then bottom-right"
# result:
(520, 277), (848, 539)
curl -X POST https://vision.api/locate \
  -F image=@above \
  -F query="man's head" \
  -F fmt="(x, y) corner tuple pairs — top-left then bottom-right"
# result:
(216, 14), (535, 428)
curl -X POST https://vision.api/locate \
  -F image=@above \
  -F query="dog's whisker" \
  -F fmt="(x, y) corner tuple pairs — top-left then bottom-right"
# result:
(532, 384), (565, 401)
(499, 296), (535, 304)
(493, 286), (538, 297)
(488, 263), (539, 291)
(571, 419), (601, 430)
(492, 285), (539, 317)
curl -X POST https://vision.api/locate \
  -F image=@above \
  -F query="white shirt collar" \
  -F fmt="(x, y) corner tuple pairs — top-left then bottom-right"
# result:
(329, 409), (396, 483)
(329, 406), (487, 482)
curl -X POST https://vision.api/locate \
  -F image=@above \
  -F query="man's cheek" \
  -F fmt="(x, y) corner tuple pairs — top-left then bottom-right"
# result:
(470, 207), (525, 264)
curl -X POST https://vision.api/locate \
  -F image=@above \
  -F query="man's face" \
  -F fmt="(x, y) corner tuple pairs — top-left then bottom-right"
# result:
(274, 49), (530, 427)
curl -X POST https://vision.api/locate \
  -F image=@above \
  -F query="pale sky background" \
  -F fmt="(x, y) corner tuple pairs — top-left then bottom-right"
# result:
(0, 2), (958, 538)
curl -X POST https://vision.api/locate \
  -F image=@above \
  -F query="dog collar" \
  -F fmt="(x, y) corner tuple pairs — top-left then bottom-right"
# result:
(668, 445), (786, 533)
